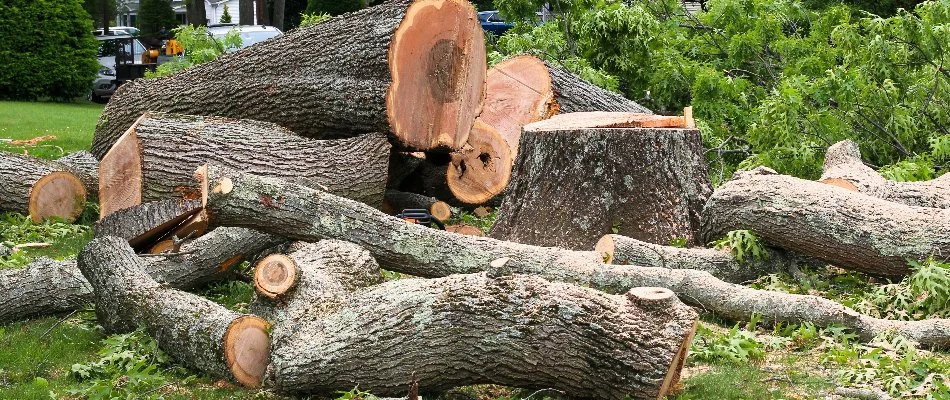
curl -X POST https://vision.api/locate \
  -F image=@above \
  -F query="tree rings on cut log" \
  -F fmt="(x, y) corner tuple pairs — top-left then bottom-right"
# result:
(224, 315), (271, 388)
(594, 234), (618, 264)
(386, 0), (486, 151)
(446, 121), (513, 204)
(479, 55), (558, 158)
(29, 171), (86, 223)
(254, 254), (298, 300)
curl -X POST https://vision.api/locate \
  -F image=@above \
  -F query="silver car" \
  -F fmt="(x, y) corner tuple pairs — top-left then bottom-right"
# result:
(92, 35), (146, 103)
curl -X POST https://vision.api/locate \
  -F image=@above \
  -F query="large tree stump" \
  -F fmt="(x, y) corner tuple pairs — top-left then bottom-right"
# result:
(90, 0), (486, 158)
(253, 241), (697, 399)
(199, 165), (950, 348)
(489, 112), (712, 250)
(820, 140), (950, 208)
(0, 227), (284, 323)
(94, 199), (202, 250)
(0, 152), (87, 223)
(98, 113), (390, 218)
(56, 150), (99, 196)
(78, 237), (271, 387)
(702, 167), (950, 278)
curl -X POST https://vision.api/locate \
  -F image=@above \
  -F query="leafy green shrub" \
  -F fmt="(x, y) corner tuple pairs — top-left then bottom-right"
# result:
(0, 0), (100, 101)
(137, 0), (178, 39)
(305, 0), (364, 16)
(857, 257), (950, 320)
(145, 25), (241, 78)
(0, 213), (90, 247)
(690, 324), (766, 364)
(219, 3), (232, 23)
(712, 230), (769, 263)
(299, 12), (332, 28)
(68, 330), (187, 399)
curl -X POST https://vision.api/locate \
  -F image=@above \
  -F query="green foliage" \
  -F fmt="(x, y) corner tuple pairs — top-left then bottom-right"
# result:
(0, 0), (100, 101)
(68, 330), (187, 399)
(305, 0), (364, 16)
(0, 212), (90, 247)
(445, 209), (496, 234)
(145, 25), (241, 78)
(219, 3), (232, 24)
(137, 0), (178, 39)
(298, 12), (332, 27)
(83, 0), (118, 30)
(335, 387), (380, 400)
(690, 324), (766, 364)
(712, 230), (769, 263)
(857, 257), (950, 320)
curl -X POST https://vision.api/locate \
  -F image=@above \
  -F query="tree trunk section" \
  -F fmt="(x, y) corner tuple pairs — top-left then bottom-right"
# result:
(445, 120), (513, 205)
(0, 152), (86, 223)
(702, 167), (950, 278)
(78, 237), (271, 388)
(91, 0), (486, 158)
(57, 151), (99, 196)
(254, 242), (696, 399)
(383, 190), (451, 221)
(239, 0), (254, 25)
(490, 114), (712, 250)
(98, 113), (390, 218)
(820, 140), (950, 208)
(94, 199), (202, 250)
(200, 165), (950, 348)
(272, 0), (285, 29)
(0, 227), (283, 323)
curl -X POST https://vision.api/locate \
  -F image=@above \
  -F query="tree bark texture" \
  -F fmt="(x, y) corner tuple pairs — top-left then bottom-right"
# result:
(702, 167), (950, 278)
(0, 152), (86, 223)
(78, 237), (271, 387)
(200, 165), (950, 348)
(94, 199), (202, 250)
(56, 151), (99, 196)
(489, 123), (712, 250)
(256, 242), (696, 399)
(239, 0), (254, 25)
(820, 140), (950, 208)
(272, 0), (286, 29)
(99, 113), (390, 218)
(91, 0), (486, 158)
(0, 227), (283, 323)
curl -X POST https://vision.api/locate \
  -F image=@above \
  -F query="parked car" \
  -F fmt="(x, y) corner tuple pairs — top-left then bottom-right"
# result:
(91, 35), (147, 103)
(206, 24), (282, 51)
(93, 26), (140, 36)
(478, 11), (514, 35)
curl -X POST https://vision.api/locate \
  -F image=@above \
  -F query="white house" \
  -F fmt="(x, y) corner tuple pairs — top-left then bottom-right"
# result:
(115, 0), (245, 28)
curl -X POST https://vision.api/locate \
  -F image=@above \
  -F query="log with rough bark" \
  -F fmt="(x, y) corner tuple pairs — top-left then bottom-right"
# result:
(254, 241), (697, 399)
(98, 113), (390, 218)
(0, 227), (283, 323)
(820, 140), (950, 208)
(0, 152), (87, 223)
(489, 113), (712, 250)
(90, 0), (486, 158)
(702, 167), (950, 278)
(444, 120), (513, 204)
(94, 199), (202, 250)
(56, 151), (99, 196)
(479, 55), (653, 159)
(78, 236), (271, 387)
(382, 190), (451, 221)
(595, 234), (819, 283)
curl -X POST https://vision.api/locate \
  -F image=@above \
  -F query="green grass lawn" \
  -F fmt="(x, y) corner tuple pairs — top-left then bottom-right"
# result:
(0, 100), (932, 400)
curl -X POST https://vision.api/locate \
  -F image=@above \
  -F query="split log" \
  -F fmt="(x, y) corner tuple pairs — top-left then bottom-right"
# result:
(0, 227), (284, 323)
(595, 234), (819, 283)
(98, 113), (390, 218)
(56, 151), (99, 196)
(382, 190), (451, 221)
(479, 55), (653, 159)
(78, 236), (271, 387)
(444, 120), (513, 205)
(94, 199), (202, 250)
(820, 140), (950, 208)
(489, 113), (712, 250)
(702, 167), (950, 278)
(90, 0), (486, 158)
(254, 241), (697, 399)
(199, 165), (950, 348)
(445, 224), (484, 236)
(0, 152), (86, 223)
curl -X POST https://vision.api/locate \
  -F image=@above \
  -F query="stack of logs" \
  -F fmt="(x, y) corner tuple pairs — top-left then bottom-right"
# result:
(2, 0), (950, 399)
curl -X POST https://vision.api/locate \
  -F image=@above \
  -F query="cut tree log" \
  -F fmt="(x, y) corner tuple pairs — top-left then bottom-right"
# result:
(56, 151), (99, 196)
(199, 165), (950, 348)
(0, 227), (284, 323)
(820, 140), (950, 208)
(595, 234), (818, 282)
(702, 167), (950, 278)
(78, 236), (271, 387)
(94, 199), (202, 250)
(479, 55), (653, 159)
(0, 152), (86, 223)
(90, 0), (486, 158)
(445, 224), (484, 236)
(98, 113), (390, 218)
(445, 120), (513, 205)
(254, 241), (697, 399)
(489, 113), (712, 250)
(382, 190), (451, 221)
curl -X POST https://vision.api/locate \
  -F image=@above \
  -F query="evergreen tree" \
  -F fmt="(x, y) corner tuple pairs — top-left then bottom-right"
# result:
(220, 3), (232, 23)
(305, 0), (364, 16)
(137, 0), (177, 39)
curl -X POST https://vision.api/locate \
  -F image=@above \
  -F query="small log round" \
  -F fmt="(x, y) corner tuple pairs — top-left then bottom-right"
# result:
(383, 190), (452, 221)
(446, 121), (513, 204)
(0, 152), (86, 223)
(254, 254), (299, 300)
(224, 315), (272, 388)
